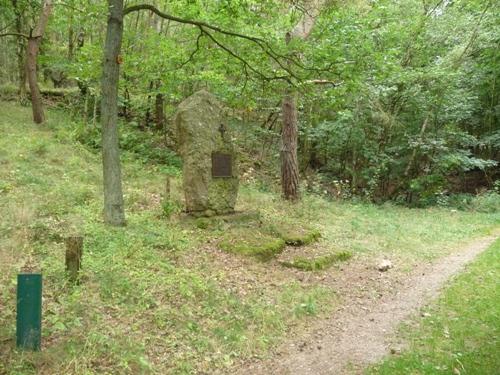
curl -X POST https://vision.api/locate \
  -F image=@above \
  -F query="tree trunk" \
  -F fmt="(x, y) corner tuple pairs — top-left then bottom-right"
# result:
(281, 92), (300, 200)
(12, 0), (27, 100)
(100, 0), (126, 226)
(280, 0), (325, 201)
(26, 0), (52, 124)
(68, 24), (74, 59)
(155, 81), (164, 131)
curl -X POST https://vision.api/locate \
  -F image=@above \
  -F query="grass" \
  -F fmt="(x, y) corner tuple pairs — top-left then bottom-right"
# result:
(238, 185), (499, 262)
(369, 238), (500, 375)
(0, 101), (498, 374)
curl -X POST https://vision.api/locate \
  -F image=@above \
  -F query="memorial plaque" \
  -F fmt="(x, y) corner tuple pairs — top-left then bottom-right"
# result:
(212, 152), (232, 177)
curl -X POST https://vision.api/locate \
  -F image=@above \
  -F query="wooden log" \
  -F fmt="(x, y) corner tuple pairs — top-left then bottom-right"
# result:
(65, 236), (83, 282)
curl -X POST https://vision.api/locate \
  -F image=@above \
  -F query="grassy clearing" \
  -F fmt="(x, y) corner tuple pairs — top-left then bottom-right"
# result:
(238, 186), (499, 262)
(369, 238), (500, 375)
(0, 101), (498, 374)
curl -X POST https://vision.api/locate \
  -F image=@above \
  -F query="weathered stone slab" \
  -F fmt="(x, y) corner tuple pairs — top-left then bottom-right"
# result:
(175, 90), (238, 216)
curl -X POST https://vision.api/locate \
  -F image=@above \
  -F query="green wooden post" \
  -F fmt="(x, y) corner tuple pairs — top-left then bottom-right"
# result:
(16, 273), (42, 351)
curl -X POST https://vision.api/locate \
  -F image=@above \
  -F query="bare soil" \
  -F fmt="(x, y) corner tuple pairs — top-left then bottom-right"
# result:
(233, 233), (499, 375)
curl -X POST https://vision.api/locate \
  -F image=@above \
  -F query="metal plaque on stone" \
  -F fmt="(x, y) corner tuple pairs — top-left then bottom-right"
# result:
(212, 152), (232, 178)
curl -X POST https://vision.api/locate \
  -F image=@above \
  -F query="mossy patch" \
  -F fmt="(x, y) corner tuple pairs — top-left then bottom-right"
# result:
(219, 210), (262, 225)
(192, 211), (260, 230)
(219, 229), (286, 260)
(282, 251), (352, 271)
(269, 223), (321, 246)
(194, 217), (213, 229)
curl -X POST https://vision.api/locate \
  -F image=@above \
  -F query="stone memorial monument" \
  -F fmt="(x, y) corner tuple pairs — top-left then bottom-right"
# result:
(175, 90), (238, 217)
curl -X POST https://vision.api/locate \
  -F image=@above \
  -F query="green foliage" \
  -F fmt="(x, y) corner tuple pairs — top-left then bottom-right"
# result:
(70, 118), (181, 169)
(301, 0), (499, 203)
(2, 0), (497, 206)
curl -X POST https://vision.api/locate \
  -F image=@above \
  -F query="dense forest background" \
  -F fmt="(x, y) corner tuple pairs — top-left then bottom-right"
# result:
(1, 0), (498, 206)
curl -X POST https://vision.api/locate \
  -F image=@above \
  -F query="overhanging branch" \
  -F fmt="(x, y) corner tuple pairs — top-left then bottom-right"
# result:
(123, 3), (299, 83)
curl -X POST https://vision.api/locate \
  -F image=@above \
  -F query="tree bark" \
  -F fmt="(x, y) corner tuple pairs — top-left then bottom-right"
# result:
(281, 92), (300, 200)
(11, 0), (27, 100)
(26, 0), (52, 124)
(280, 0), (325, 201)
(100, 0), (126, 226)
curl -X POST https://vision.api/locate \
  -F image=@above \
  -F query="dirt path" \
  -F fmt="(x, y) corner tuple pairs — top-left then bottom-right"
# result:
(237, 233), (499, 375)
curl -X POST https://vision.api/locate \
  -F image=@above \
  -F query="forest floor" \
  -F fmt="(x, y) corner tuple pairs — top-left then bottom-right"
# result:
(0, 101), (499, 374)
(235, 233), (499, 374)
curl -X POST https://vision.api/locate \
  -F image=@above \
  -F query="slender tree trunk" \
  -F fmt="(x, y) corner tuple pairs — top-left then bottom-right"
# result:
(68, 24), (74, 59)
(92, 94), (98, 126)
(404, 117), (429, 177)
(281, 91), (300, 200)
(280, 1), (325, 201)
(143, 80), (153, 130)
(100, 0), (126, 226)
(83, 91), (89, 123)
(12, 0), (27, 100)
(26, 0), (52, 124)
(155, 80), (164, 131)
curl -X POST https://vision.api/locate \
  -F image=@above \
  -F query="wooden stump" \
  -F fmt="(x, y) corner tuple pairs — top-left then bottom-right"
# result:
(65, 236), (83, 282)
(165, 176), (171, 200)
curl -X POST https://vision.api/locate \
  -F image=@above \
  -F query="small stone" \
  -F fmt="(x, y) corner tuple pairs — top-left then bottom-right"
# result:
(390, 347), (401, 355)
(377, 260), (393, 272)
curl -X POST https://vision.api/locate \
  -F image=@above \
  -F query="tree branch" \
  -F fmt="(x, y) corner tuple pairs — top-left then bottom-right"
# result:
(200, 26), (291, 83)
(124, 3), (299, 82)
(124, 4), (267, 43)
(174, 26), (204, 70)
(0, 32), (29, 39)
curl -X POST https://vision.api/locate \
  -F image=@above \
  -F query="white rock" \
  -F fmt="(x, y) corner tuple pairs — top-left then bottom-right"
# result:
(377, 260), (393, 272)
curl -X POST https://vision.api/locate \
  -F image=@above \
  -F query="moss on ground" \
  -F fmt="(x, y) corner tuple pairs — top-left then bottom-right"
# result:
(282, 251), (353, 271)
(193, 210), (261, 230)
(219, 229), (286, 260)
(219, 210), (262, 225)
(269, 223), (321, 246)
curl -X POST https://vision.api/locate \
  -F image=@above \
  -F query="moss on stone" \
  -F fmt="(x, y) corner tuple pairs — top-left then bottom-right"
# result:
(194, 217), (211, 229)
(219, 229), (286, 260)
(269, 224), (321, 246)
(281, 251), (352, 271)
